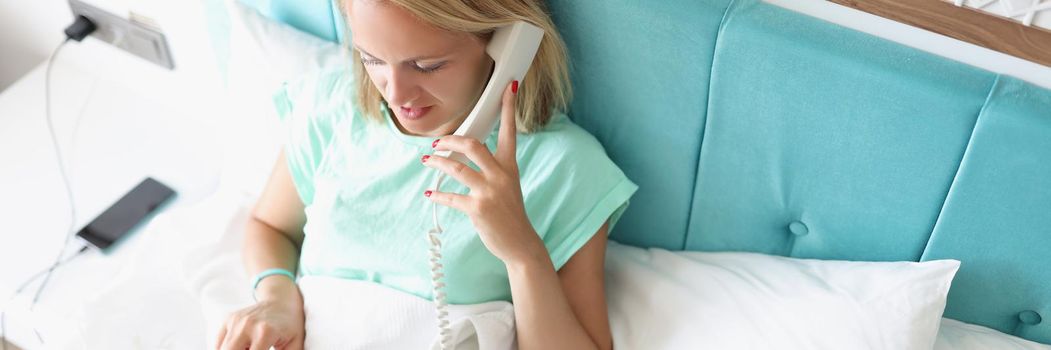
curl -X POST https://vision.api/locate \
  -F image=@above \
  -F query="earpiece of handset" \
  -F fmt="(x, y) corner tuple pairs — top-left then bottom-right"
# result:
(434, 21), (544, 166)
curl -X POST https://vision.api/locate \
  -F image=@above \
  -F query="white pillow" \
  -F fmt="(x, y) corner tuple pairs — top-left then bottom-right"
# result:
(216, 0), (348, 199)
(604, 241), (960, 350)
(935, 317), (1051, 350)
(225, 0), (347, 90)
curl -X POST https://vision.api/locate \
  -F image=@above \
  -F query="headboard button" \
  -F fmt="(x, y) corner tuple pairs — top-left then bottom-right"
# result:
(788, 221), (809, 236)
(1019, 310), (1042, 325)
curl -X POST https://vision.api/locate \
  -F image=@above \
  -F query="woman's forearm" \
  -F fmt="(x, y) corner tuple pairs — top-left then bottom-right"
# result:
(506, 238), (598, 350)
(242, 217), (302, 301)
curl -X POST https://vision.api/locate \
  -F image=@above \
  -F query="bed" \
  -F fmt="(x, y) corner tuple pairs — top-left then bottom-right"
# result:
(3, 0), (1049, 348)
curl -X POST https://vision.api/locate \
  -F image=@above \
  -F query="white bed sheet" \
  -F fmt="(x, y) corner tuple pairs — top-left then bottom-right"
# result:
(56, 186), (256, 349)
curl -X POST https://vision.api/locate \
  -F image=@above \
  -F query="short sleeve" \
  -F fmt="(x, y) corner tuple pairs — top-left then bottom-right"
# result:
(520, 117), (640, 271)
(271, 68), (352, 206)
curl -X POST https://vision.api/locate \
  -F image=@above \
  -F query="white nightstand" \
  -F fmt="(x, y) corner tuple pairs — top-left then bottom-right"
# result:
(0, 38), (226, 349)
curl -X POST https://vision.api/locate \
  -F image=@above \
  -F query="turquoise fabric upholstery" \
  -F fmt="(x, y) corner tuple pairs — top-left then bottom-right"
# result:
(920, 75), (1051, 343)
(237, 0), (346, 43)
(558, 0), (1050, 343)
(687, 1), (995, 260)
(239, 0), (1051, 344)
(551, 0), (733, 250)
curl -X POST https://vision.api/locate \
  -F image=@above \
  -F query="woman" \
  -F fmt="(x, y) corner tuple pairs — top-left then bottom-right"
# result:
(217, 0), (637, 349)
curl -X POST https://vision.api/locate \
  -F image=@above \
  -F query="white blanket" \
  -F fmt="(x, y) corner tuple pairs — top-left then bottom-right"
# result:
(298, 275), (516, 350)
(173, 188), (517, 350)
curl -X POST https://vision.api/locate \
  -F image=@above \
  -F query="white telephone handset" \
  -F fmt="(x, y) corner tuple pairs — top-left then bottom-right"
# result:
(432, 21), (544, 164)
(426, 21), (544, 350)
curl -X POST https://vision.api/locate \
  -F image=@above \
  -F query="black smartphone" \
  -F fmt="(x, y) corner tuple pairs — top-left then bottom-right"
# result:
(75, 177), (176, 252)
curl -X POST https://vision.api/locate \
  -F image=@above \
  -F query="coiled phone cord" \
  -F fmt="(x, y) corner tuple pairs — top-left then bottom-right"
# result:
(427, 171), (453, 349)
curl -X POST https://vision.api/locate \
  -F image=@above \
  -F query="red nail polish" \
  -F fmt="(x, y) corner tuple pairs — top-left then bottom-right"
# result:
(512, 80), (519, 94)
(424, 190), (432, 197)
(421, 155), (430, 163)
(432, 139), (440, 148)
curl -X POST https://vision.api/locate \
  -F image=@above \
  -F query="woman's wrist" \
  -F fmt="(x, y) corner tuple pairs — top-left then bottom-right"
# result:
(254, 274), (299, 303)
(503, 234), (552, 272)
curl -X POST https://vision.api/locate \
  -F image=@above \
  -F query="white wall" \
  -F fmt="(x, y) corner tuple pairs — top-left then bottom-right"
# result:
(0, 0), (157, 92)
(0, 0), (75, 92)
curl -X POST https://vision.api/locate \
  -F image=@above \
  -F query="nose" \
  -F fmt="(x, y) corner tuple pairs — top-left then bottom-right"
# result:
(384, 67), (420, 107)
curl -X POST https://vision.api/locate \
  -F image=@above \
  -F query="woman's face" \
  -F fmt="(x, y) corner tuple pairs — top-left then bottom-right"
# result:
(348, 0), (494, 137)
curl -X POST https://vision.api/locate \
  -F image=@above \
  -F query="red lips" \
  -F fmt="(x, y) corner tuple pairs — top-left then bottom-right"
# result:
(399, 106), (432, 120)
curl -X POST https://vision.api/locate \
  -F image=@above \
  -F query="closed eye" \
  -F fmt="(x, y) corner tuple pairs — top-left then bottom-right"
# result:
(414, 62), (445, 73)
(359, 53), (446, 74)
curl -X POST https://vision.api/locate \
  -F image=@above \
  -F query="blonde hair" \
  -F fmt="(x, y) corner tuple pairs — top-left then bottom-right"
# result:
(336, 0), (572, 133)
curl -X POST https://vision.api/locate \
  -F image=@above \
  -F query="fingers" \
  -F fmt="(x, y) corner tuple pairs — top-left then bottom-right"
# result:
(425, 189), (474, 215)
(250, 328), (282, 350)
(218, 312), (282, 350)
(424, 142), (486, 189)
(215, 324), (228, 350)
(430, 79), (519, 182)
(219, 317), (248, 350)
(280, 335), (305, 350)
(430, 135), (499, 175)
(426, 80), (520, 215)
(219, 329), (250, 350)
(495, 79), (518, 167)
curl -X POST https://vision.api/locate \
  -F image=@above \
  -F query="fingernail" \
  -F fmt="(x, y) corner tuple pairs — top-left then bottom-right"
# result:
(432, 139), (440, 148)
(421, 155), (430, 163)
(424, 190), (432, 197)
(512, 80), (519, 94)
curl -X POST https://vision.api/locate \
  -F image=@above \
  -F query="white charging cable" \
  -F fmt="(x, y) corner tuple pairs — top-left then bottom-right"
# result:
(427, 170), (453, 350)
(0, 38), (91, 350)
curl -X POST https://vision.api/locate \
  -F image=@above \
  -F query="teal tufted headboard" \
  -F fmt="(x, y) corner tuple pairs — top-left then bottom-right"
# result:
(236, 0), (1051, 344)
(554, 0), (1051, 343)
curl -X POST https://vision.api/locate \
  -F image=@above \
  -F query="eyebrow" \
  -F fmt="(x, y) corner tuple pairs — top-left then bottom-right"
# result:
(353, 45), (450, 62)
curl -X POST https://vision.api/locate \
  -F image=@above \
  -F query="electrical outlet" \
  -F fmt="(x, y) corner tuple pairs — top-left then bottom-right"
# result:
(67, 0), (175, 70)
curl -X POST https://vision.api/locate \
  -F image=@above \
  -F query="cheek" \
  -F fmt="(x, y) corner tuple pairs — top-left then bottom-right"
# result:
(448, 62), (491, 103)
(439, 75), (470, 100)
(365, 67), (387, 89)
(420, 70), (475, 107)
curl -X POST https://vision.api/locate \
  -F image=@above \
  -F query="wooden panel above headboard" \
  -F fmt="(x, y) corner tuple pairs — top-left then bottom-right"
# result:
(828, 0), (1051, 68)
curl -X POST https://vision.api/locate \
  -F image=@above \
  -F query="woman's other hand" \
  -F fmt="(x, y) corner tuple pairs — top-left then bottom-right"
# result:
(216, 277), (305, 350)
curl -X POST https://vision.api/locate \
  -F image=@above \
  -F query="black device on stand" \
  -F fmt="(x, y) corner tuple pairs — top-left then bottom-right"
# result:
(75, 177), (176, 252)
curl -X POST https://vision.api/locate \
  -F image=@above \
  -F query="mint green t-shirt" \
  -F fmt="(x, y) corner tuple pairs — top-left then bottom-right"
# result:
(272, 67), (638, 305)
